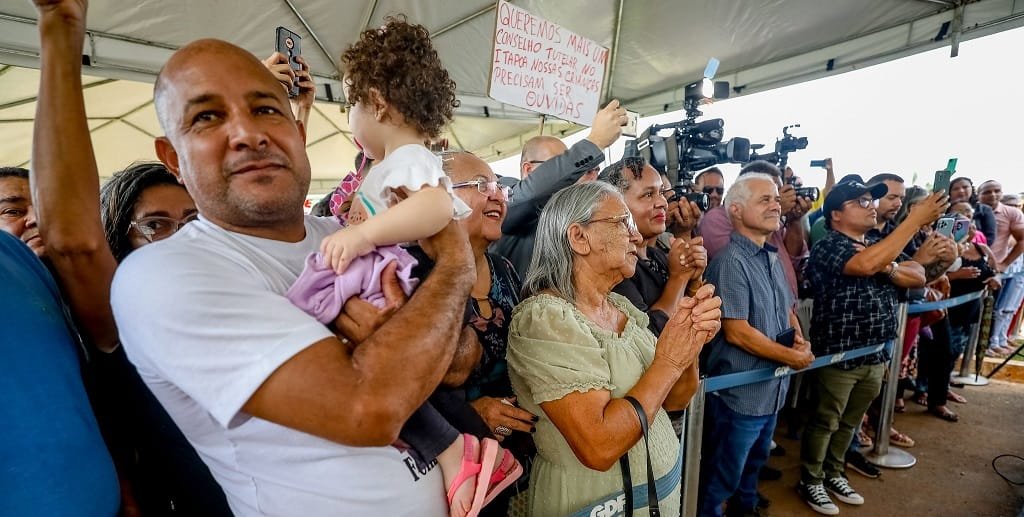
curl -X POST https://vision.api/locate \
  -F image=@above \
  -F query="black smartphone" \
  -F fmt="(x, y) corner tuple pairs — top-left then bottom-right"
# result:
(809, 159), (828, 168)
(933, 169), (953, 194)
(775, 328), (796, 347)
(275, 26), (302, 97)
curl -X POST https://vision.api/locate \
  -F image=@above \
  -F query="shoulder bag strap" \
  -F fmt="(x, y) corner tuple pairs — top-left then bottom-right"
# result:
(620, 395), (660, 517)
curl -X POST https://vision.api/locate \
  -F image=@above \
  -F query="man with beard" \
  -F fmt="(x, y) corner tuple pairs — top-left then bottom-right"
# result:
(35, 1), (480, 514)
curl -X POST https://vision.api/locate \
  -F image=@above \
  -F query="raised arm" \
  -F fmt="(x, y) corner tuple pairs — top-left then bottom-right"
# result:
(501, 139), (603, 233)
(32, 0), (119, 352)
(844, 192), (946, 277)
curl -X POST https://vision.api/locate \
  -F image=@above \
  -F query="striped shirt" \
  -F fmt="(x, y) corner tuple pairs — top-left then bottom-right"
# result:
(704, 233), (794, 416)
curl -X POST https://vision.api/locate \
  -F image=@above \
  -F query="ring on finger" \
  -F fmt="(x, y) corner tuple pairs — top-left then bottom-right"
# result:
(494, 425), (512, 437)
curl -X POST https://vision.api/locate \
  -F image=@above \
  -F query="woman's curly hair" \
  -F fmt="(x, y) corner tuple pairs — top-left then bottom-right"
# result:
(341, 15), (459, 138)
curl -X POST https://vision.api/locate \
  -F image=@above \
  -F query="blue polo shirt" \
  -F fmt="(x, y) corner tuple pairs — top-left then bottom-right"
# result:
(704, 232), (794, 416)
(0, 232), (119, 515)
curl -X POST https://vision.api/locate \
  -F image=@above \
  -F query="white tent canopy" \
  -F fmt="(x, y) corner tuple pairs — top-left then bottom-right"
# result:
(1, 0), (1021, 192)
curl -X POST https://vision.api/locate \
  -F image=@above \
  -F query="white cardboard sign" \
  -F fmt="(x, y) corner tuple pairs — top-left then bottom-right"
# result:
(488, 0), (609, 125)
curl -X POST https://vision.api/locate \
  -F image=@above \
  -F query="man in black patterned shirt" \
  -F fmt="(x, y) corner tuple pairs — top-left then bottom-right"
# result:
(797, 177), (946, 515)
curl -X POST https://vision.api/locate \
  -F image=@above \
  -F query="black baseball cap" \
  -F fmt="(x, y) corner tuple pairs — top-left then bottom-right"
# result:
(822, 174), (889, 229)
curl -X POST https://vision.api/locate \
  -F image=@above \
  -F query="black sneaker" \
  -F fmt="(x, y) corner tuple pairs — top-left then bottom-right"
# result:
(770, 442), (787, 457)
(845, 451), (881, 479)
(757, 491), (771, 509)
(799, 482), (839, 515)
(825, 476), (865, 505)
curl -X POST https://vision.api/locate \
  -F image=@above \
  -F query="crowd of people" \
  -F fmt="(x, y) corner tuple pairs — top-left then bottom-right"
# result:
(4, 2), (1024, 517)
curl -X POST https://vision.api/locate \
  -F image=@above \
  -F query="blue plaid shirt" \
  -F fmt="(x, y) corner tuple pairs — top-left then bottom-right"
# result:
(704, 233), (794, 416)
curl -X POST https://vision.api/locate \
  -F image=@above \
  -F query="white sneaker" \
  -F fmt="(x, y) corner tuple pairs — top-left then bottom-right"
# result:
(799, 482), (840, 515)
(825, 476), (864, 505)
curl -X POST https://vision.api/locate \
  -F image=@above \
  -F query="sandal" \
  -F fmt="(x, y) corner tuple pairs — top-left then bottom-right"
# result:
(466, 438), (501, 517)
(447, 434), (484, 516)
(947, 391), (967, 404)
(929, 406), (959, 422)
(889, 428), (916, 448)
(914, 393), (928, 407)
(482, 449), (523, 506)
(856, 428), (874, 449)
(894, 398), (905, 413)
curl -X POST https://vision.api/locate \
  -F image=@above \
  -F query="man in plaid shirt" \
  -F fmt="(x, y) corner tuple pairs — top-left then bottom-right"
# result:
(798, 176), (947, 515)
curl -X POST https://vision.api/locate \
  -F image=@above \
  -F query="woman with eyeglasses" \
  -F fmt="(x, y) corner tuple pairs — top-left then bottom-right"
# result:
(403, 150), (532, 517)
(507, 181), (721, 517)
(94, 162), (234, 516)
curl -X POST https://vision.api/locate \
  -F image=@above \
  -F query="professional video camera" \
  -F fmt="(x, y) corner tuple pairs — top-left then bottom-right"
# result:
(625, 78), (751, 211)
(749, 124), (819, 201)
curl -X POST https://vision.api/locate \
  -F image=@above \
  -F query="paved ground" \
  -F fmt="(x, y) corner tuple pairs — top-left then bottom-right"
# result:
(757, 379), (1024, 517)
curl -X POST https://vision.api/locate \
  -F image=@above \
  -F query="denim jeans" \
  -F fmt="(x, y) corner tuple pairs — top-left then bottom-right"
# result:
(699, 394), (777, 516)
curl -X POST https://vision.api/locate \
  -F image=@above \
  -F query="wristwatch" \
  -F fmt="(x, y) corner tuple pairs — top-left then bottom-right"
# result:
(885, 261), (899, 279)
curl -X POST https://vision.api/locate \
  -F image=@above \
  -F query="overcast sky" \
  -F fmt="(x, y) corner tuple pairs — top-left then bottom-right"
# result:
(490, 25), (1024, 195)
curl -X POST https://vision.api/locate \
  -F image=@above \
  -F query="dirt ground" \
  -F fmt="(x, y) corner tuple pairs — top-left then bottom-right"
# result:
(757, 379), (1024, 517)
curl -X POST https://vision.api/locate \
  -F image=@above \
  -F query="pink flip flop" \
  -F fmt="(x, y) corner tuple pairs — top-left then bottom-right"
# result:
(483, 449), (524, 506)
(447, 434), (483, 513)
(466, 438), (501, 517)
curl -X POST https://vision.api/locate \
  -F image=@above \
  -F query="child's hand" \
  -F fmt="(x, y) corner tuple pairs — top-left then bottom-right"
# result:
(320, 227), (375, 274)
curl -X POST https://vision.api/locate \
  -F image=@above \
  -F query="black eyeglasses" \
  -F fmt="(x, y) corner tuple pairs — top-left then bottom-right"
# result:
(702, 186), (724, 195)
(846, 197), (879, 209)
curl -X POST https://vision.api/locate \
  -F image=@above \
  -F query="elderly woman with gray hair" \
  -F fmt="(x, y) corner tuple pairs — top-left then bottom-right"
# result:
(507, 181), (722, 516)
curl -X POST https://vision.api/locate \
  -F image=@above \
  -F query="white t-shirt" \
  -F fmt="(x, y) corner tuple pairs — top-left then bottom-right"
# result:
(111, 215), (446, 517)
(352, 144), (471, 225)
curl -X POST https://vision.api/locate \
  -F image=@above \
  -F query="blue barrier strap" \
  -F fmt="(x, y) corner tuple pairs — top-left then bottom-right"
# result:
(907, 290), (984, 314)
(705, 341), (890, 393)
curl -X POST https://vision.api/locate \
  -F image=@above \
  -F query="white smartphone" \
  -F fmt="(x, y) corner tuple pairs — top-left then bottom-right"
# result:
(623, 110), (639, 138)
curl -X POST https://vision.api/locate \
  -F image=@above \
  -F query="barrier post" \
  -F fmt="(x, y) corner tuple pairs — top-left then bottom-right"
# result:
(866, 302), (917, 469)
(952, 288), (991, 386)
(680, 378), (706, 517)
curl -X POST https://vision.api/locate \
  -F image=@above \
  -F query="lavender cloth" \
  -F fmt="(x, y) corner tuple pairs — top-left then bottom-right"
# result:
(286, 245), (419, 324)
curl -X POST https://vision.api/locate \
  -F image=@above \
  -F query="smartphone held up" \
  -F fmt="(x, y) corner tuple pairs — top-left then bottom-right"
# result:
(275, 26), (303, 97)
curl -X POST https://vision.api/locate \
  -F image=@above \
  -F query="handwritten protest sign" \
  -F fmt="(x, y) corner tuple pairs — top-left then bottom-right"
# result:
(488, 0), (608, 125)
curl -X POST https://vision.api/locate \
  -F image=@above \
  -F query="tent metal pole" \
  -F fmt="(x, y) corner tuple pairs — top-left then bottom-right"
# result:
(680, 378), (706, 517)
(281, 0), (338, 76)
(600, 0), (625, 104)
(359, 0), (379, 31)
(432, 5), (497, 38)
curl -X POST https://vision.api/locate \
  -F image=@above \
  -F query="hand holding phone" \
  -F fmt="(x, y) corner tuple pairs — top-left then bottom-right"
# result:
(933, 169), (953, 194)
(275, 26), (302, 97)
(623, 110), (639, 138)
(775, 328), (796, 347)
(935, 217), (955, 238)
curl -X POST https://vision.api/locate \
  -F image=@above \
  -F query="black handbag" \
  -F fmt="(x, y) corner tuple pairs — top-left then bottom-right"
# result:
(619, 396), (660, 517)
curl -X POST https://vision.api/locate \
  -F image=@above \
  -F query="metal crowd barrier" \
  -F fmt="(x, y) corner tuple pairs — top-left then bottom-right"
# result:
(679, 271), (1024, 515)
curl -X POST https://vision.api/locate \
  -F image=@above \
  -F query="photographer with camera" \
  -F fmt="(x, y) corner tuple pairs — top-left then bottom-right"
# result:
(798, 177), (946, 514)
(699, 161), (811, 298)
